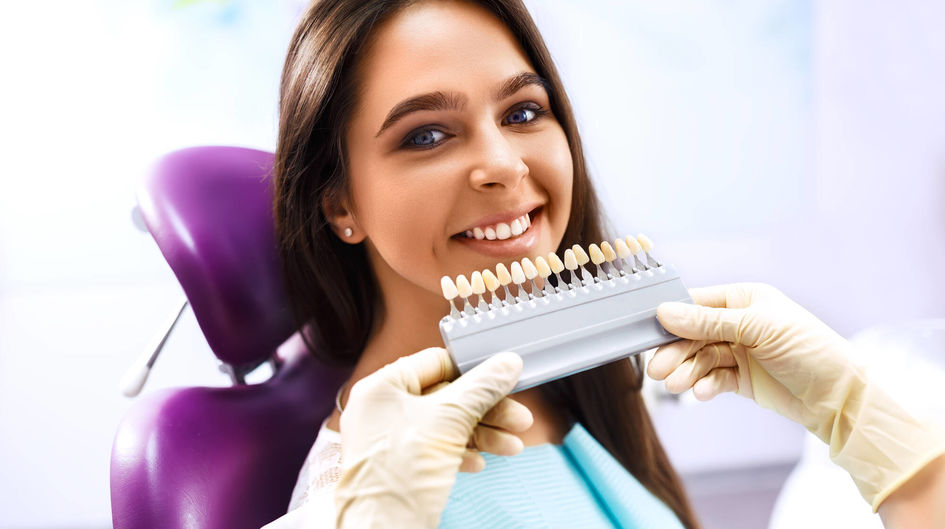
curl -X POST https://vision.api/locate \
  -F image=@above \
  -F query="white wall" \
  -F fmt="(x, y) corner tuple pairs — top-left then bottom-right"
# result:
(1, 0), (942, 527)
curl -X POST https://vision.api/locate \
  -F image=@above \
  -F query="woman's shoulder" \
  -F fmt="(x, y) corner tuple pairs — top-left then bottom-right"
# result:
(287, 418), (343, 511)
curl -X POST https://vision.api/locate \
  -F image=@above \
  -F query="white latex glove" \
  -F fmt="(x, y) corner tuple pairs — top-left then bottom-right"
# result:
(648, 283), (945, 512)
(334, 347), (532, 529)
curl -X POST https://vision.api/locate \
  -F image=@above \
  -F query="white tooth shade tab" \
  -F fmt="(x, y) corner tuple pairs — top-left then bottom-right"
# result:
(496, 222), (512, 239)
(564, 249), (578, 270)
(482, 269), (499, 292)
(510, 219), (523, 236)
(440, 276), (458, 300)
(572, 245), (590, 266)
(534, 256), (551, 277)
(637, 233), (654, 253)
(600, 241), (616, 262)
(614, 239), (631, 259)
(548, 252), (565, 274)
(510, 261), (526, 284)
(470, 271), (486, 294)
(455, 274), (473, 298)
(495, 263), (512, 285)
(588, 244), (605, 265)
(625, 236), (643, 255)
(521, 257), (538, 279)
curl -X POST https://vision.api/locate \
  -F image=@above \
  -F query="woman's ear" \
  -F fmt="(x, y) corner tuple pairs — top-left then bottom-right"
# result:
(321, 189), (365, 244)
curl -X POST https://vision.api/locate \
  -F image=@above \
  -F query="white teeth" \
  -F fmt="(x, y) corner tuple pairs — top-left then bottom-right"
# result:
(495, 222), (512, 240)
(461, 210), (536, 241)
(510, 219), (523, 236)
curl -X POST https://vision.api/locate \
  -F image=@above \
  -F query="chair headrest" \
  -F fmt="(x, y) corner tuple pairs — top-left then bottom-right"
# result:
(137, 146), (295, 366)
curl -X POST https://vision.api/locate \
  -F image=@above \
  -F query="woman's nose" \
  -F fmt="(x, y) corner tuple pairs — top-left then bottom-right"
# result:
(467, 126), (528, 190)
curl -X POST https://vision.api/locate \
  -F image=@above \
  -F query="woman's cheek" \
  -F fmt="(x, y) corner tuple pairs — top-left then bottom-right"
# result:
(366, 180), (448, 271)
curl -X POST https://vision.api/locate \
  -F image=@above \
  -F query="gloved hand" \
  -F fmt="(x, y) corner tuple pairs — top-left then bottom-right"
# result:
(334, 347), (532, 529)
(648, 282), (945, 512)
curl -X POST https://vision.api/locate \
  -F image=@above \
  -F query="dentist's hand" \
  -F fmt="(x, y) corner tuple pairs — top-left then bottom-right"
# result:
(334, 347), (532, 529)
(648, 283), (945, 512)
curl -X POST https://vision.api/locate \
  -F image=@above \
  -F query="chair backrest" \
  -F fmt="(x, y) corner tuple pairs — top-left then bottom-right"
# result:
(110, 146), (350, 529)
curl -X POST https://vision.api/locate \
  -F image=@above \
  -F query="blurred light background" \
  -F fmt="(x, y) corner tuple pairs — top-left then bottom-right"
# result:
(0, 0), (942, 528)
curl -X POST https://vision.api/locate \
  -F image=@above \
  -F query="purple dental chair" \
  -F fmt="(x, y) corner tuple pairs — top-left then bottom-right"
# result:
(110, 146), (350, 529)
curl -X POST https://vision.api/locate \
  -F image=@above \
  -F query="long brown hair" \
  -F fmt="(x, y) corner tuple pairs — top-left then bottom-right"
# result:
(274, 1), (700, 527)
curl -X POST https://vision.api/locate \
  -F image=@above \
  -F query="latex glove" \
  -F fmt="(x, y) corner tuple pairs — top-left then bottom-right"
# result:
(334, 347), (532, 529)
(648, 282), (945, 512)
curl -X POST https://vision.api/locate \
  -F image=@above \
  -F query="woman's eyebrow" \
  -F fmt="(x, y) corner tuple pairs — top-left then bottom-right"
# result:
(375, 92), (467, 137)
(375, 72), (550, 138)
(494, 71), (550, 102)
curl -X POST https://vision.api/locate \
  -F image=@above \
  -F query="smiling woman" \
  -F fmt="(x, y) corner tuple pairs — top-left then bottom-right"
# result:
(271, 0), (701, 528)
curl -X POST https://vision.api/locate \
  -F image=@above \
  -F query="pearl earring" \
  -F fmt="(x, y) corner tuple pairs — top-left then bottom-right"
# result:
(343, 227), (353, 238)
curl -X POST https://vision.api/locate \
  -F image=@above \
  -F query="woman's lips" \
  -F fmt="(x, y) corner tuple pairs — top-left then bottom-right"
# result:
(452, 208), (542, 259)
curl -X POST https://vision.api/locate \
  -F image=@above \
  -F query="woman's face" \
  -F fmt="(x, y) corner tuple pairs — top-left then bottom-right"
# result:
(341, 0), (573, 298)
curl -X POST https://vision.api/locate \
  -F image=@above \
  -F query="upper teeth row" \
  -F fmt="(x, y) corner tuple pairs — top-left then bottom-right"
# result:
(464, 212), (531, 240)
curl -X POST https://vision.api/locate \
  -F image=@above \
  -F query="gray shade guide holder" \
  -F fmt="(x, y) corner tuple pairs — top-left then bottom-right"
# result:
(439, 264), (693, 392)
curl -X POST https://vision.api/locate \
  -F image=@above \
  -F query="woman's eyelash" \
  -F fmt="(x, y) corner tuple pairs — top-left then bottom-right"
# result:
(399, 103), (550, 150)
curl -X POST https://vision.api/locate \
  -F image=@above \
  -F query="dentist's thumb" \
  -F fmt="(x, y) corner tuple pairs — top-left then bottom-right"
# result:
(437, 352), (524, 422)
(656, 301), (755, 346)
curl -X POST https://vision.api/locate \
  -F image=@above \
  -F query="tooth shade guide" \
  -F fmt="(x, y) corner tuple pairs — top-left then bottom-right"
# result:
(636, 233), (653, 253)
(444, 233), (667, 323)
(440, 276), (458, 300)
(495, 263), (512, 285)
(571, 244), (590, 266)
(440, 275), (462, 318)
(439, 261), (693, 392)
(636, 233), (662, 268)
(454, 274), (476, 316)
(481, 269), (502, 310)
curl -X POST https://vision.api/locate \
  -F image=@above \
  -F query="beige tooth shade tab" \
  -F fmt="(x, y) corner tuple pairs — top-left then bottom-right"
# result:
(495, 263), (512, 285)
(588, 244), (605, 265)
(440, 276), (458, 300)
(482, 269), (499, 292)
(600, 241), (617, 262)
(470, 271), (486, 295)
(564, 249), (578, 270)
(521, 257), (538, 280)
(534, 256), (552, 277)
(455, 274), (473, 298)
(637, 233), (654, 253)
(510, 261), (526, 284)
(614, 239), (631, 259)
(548, 252), (565, 274)
(625, 236), (643, 256)
(572, 244), (590, 266)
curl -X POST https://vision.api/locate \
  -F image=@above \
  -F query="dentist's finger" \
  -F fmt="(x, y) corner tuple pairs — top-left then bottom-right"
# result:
(692, 367), (739, 401)
(479, 397), (533, 433)
(471, 424), (525, 457)
(459, 449), (485, 473)
(664, 342), (737, 392)
(647, 339), (705, 380)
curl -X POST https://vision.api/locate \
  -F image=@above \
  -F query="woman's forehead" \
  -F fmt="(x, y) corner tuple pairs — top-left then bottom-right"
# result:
(352, 1), (534, 121)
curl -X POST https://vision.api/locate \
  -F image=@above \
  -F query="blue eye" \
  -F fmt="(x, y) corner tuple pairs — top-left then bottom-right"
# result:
(502, 104), (548, 126)
(507, 108), (533, 124)
(404, 128), (447, 148)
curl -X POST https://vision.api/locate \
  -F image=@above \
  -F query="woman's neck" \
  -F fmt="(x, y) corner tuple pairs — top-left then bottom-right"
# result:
(331, 246), (569, 446)
(347, 264), (446, 384)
